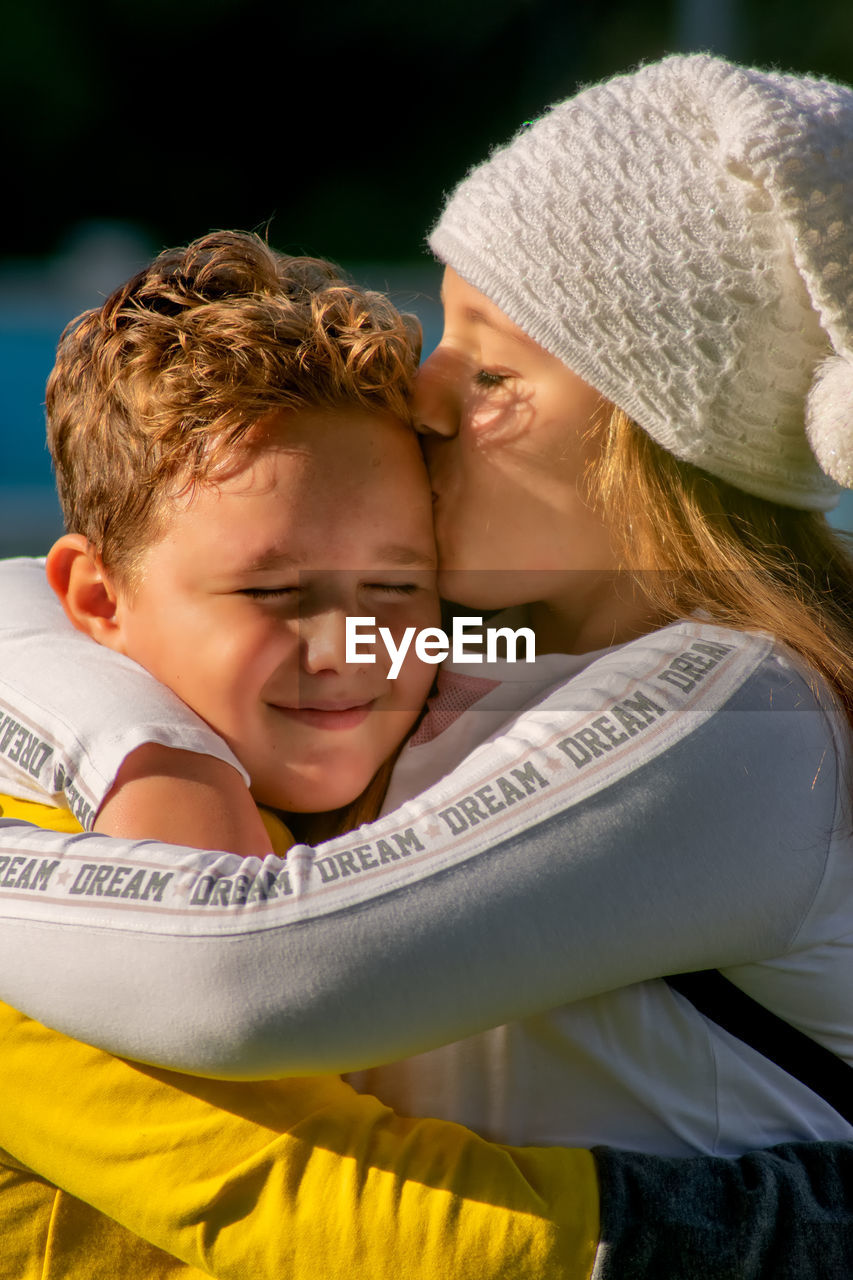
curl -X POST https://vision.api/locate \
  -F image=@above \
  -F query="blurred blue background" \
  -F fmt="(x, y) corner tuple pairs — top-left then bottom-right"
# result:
(3, 0), (853, 554)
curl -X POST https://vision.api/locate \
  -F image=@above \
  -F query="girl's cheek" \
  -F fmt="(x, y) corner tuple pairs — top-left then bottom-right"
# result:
(466, 386), (536, 447)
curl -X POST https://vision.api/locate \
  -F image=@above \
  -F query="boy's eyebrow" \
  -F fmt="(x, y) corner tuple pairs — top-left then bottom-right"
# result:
(239, 545), (436, 572)
(239, 549), (301, 573)
(373, 544), (437, 569)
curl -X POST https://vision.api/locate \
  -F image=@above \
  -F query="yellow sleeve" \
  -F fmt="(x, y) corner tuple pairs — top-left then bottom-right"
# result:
(0, 1003), (599, 1280)
(0, 793), (84, 833)
(0, 791), (294, 853)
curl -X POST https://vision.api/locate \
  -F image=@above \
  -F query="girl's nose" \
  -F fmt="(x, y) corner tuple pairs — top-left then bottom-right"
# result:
(413, 346), (461, 440)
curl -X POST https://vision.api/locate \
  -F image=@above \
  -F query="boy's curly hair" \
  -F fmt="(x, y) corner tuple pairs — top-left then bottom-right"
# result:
(46, 230), (422, 584)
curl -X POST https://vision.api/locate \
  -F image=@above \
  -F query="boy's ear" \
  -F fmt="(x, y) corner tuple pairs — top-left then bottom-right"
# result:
(45, 534), (126, 651)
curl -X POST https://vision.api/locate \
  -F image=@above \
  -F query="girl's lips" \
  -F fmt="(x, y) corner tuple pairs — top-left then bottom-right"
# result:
(271, 702), (374, 731)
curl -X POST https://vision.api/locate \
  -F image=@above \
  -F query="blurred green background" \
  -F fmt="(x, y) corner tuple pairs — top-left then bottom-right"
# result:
(3, 0), (853, 552)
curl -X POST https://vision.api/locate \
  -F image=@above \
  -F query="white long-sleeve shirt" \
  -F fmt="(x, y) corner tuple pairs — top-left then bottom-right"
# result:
(0, 557), (852, 1154)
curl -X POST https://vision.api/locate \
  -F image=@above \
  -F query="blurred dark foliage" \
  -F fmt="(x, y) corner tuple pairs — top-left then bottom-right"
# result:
(2, 0), (853, 263)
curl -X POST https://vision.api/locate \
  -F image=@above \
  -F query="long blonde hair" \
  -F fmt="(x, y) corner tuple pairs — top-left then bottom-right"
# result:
(593, 409), (853, 729)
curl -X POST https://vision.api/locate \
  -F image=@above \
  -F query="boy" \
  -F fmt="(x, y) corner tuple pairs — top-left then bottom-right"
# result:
(1, 230), (439, 850)
(0, 230), (449, 1275)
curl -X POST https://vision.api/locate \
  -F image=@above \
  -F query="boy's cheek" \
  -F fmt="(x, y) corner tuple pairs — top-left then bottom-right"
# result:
(393, 648), (439, 715)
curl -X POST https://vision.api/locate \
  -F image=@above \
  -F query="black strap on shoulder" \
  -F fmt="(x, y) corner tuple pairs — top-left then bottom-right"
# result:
(666, 969), (853, 1126)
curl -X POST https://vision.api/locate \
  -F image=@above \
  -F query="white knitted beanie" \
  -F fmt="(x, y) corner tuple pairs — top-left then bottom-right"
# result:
(429, 54), (853, 510)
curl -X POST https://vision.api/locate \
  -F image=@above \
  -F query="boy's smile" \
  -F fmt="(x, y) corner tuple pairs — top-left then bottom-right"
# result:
(104, 408), (439, 813)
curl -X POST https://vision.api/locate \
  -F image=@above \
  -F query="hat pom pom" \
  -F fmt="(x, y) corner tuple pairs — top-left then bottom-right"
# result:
(805, 356), (853, 488)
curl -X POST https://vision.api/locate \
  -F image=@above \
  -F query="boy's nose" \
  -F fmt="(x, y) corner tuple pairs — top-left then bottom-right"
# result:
(300, 610), (350, 676)
(413, 347), (460, 440)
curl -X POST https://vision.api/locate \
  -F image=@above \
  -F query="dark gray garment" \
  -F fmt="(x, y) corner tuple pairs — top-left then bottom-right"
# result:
(594, 1142), (853, 1278)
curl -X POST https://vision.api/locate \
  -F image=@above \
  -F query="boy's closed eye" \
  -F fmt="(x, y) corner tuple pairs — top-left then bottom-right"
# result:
(237, 581), (425, 600)
(238, 586), (299, 600)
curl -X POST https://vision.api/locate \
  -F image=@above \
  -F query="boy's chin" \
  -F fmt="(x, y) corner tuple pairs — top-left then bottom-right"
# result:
(254, 777), (373, 818)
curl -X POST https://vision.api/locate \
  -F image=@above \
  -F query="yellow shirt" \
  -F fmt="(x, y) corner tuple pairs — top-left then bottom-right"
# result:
(0, 797), (599, 1279)
(0, 791), (296, 855)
